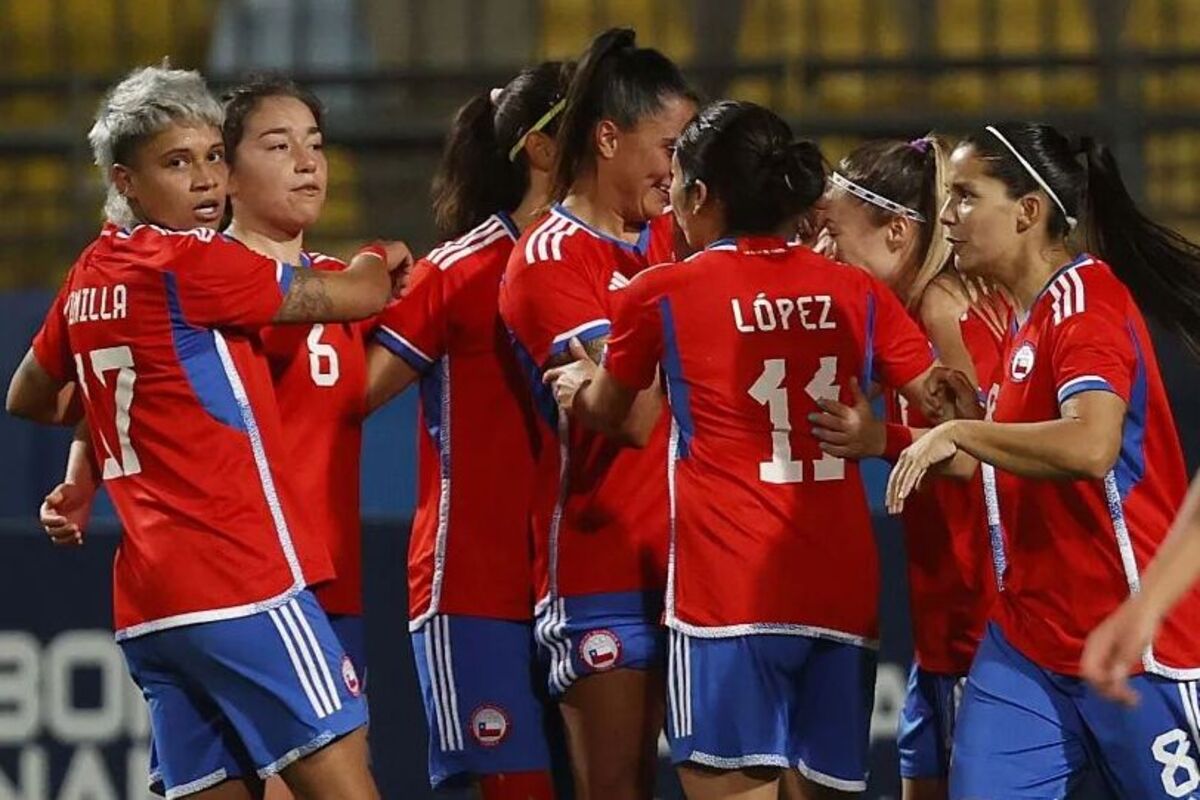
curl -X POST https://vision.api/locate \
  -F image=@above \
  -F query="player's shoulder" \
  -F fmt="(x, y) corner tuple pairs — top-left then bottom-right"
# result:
(1041, 253), (1130, 327)
(514, 207), (593, 267)
(426, 214), (519, 272)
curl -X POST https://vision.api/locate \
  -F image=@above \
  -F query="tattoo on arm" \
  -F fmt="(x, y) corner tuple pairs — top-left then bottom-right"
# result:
(543, 336), (607, 370)
(275, 268), (333, 323)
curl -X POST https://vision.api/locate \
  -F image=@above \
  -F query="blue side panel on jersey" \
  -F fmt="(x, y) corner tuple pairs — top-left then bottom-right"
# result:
(1115, 324), (1148, 500)
(162, 272), (246, 431)
(418, 362), (445, 453)
(658, 297), (694, 458)
(862, 292), (877, 388)
(507, 330), (559, 429)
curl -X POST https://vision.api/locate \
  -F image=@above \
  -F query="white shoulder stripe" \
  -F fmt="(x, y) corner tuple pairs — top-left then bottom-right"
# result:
(437, 227), (510, 271)
(428, 218), (503, 266)
(525, 216), (578, 264)
(523, 216), (561, 264)
(1049, 266), (1087, 325)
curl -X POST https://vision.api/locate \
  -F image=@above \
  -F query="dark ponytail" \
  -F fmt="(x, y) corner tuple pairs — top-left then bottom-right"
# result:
(675, 100), (824, 235)
(551, 27), (695, 200)
(432, 61), (569, 240)
(1079, 137), (1200, 356)
(965, 122), (1200, 357)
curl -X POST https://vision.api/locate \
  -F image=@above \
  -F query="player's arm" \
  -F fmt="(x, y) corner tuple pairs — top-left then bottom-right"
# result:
(272, 242), (414, 324)
(543, 334), (660, 447)
(364, 342), (420, 414)
(1082, 471), (1200, 705)
(41, 421), (99, 546)
(544, 337), (641, 438)
(5, 348), (80, 425)
(887, 390), (1124, 513)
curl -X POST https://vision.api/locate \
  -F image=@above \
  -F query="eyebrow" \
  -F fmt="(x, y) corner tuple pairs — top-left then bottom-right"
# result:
(258, 126), (323, 138)
(160, 148), (193, 159)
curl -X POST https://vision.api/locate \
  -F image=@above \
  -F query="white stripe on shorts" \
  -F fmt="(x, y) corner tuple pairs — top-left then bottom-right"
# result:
(290, 599), (342, 713)
(278, 602), (335, 717)
(267, 607), (327, 719)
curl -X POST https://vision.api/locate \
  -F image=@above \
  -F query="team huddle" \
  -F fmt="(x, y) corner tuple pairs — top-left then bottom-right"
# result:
(8, 23), (1200, 800)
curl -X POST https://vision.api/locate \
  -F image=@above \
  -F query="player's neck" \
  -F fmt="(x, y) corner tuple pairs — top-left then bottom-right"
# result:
(561, 176), (639, 243)
(511, 172), (552, 232)
(1008, 242), (1074, 311)
(225, 219), (305, 265)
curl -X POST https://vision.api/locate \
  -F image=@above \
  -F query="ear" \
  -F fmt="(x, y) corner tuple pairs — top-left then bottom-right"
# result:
(595, 119), (620, 161)
(111, 164), (134, 202)
(1015, 193), (1042, 234)
(523, 130), (556, 172)
(689, 179), (709, 215)
(884, 215), (912, 252)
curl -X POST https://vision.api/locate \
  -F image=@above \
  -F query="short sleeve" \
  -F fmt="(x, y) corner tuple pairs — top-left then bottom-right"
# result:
(603, 273), (665, 392)
(373, 258), (445, 374)
(31, 282), (73, 382)
(869, 280), (934, 389)
(500, 254), (609, 369)
(1050, 292), (1135, 407)
(171, 234), (289, 329)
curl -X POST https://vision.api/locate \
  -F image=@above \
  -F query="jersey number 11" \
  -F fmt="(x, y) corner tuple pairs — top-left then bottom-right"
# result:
(748, 356), (844, 485)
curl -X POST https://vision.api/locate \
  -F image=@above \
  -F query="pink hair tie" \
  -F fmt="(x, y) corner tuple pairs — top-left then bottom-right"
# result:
(909, 137), (932, 154)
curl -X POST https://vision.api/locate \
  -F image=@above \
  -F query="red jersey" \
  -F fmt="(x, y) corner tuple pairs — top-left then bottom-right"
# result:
(989, 254), (1199, 677)
(886, 304), (1005, 673)
(603, 237), (933, 644)
(375, 214), (538, 624)
(31, 224), (332, 639)
(499, 204), (677, 604)
(260, 252), (367, 617)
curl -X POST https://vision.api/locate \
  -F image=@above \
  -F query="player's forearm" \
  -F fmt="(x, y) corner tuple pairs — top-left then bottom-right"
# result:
(275, 254), (391, 323)
(364, 344), (419, 414)
(6, 349), (79, 425)
(574, 370), (636, 438)
(948, 418), (1116, 480)
(1132, 473), (1200, 622)
(64, 421), (99, 491)
(614, 381), (662, 448)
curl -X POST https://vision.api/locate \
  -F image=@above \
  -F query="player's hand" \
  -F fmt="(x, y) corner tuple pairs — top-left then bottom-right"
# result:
(40, 481), (94, 547)
(542, 338), (597, 412)
(808, 377), (883, 459)
(356, 240), (415, 297)
(886, 422), (959, 514)
(1080, 597), (1161, 707)
(923, 366), (984, 424)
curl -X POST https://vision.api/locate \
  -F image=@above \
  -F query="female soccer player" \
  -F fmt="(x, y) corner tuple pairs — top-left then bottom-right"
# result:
(888, 122), (1200, 799)
(545, 100), (939, 800)
(366, 61), (570, 799)
(815, 136), (1007, 800)
(7, 65), (411, 800)
(498, 27), (696, 800)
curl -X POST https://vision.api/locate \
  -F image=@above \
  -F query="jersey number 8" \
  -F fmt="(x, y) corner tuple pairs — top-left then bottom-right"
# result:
(748, 356), (844, 484)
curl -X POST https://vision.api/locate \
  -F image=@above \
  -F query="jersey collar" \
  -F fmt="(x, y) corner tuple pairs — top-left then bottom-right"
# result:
(551, 203), (652, 255)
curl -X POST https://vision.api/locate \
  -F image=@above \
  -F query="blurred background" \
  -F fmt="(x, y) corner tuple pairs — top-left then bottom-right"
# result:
(1, 1), (1198, 798)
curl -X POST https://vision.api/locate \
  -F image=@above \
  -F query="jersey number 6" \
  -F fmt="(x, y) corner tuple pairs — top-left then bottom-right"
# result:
(748, 356), (844, 485)
(307, 324), (340, 387)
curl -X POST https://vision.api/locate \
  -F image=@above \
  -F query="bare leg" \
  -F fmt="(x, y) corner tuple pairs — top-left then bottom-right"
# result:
(902, 777), (949, 800)
(778, 770), (858, 800)
(677, 763), (780, 800)
(277, 727), (379, 800)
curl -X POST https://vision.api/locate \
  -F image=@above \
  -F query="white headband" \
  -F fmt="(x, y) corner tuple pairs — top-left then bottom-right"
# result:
(985, 125), (1077, 231)
(829, 172), (925, 222)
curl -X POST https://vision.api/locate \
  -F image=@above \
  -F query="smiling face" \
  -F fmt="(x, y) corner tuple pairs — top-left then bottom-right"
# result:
(601, 94), (696, 223)
(940, 143), (1025, 278)
(112, 122), (227, 230)
(227, 95), (327, 238)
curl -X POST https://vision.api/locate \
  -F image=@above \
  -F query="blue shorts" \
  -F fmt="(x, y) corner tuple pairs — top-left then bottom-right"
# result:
(328, 613), (367, 693)
(952, 622), (1200, 800)
(898, 664), (967, 779)
(123, 590), (368, 798)
(534, 590), (666, 696)
(411, 614), (553, 788)
(666, 629), (875, 793)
